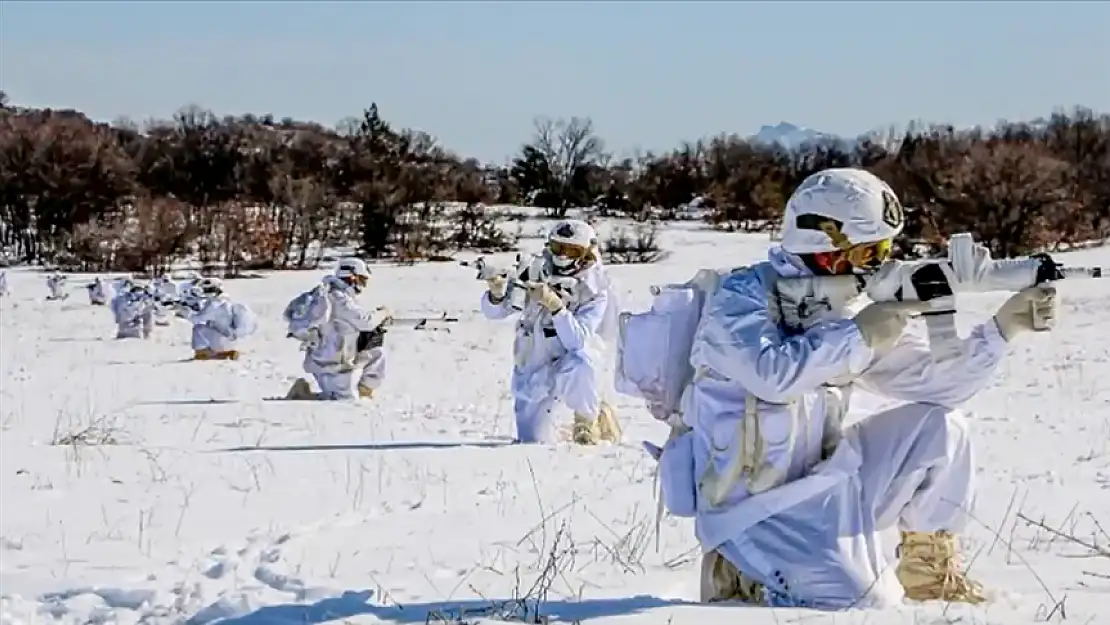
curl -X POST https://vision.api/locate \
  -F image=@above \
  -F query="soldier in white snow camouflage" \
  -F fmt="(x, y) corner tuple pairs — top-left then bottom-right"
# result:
(627, 168), (1058, 609)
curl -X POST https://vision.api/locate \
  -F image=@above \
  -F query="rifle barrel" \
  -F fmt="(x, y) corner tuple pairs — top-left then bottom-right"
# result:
(1060, 266), (1105, 279)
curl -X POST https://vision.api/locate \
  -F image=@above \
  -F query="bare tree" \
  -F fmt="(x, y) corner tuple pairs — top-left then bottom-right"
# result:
(528, 116), (605, 215)
(1, 91), (1106, 271)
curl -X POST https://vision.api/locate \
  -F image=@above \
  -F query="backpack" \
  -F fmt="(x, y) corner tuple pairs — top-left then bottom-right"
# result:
(613, 267), (738, 424)
(284, 283), (332, 342)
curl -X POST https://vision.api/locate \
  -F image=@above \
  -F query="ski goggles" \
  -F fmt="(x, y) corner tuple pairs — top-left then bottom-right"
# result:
(345, 273), (369, 290)
(547, 241), (592, 260)
(843, 238), (893, 271)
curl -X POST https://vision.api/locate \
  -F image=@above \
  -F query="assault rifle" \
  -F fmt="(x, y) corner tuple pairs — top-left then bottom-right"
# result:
(781, 233), (1106, 360)
(463, 253), (576, 311)
(380, 311), (460, 330)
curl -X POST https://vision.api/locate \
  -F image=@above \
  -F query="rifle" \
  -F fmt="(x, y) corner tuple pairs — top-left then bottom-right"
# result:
(353, 312), (460, 350)
(381, 311), (460, 330)
(778, 232), (1106, 360)
(464, 253), (576, 311)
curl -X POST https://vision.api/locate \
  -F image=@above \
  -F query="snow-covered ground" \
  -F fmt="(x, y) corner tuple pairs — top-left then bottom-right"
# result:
(1, 224), (1108, 625)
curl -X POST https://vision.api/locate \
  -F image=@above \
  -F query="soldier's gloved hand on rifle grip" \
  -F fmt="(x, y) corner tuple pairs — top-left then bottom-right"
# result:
(486, 275), (508, 304)
(526, 281), (564, 314)
(993, 285), (1057, 342)
(853, 300), (930, 353)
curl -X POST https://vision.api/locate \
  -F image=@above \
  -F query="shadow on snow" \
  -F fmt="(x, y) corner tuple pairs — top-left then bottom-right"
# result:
(202, 590), (690, 624)
(213, 439), (517, 453)
(134, 399), (242, 406)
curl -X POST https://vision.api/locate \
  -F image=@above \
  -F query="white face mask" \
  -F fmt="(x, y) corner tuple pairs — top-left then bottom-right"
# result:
(544, 246), (591, 276)
(551, 254), (575, 270)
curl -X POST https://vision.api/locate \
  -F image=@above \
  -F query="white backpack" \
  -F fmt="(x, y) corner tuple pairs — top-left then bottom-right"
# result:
(615, 266), (744, 528)
(284, 284), (332, 343)
(614, 267), (738, 424)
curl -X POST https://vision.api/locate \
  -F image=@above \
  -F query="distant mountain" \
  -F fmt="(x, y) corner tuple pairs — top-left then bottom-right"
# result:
(749, 122), (850, 151)
(750, 117), (1059, 154)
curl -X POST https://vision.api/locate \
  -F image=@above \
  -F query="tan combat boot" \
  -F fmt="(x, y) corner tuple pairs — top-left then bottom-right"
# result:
(572, 413), (601, 445)
(193, 348), (214, 360)
(210, 350), (240, 361)
(284, 378), (317, 401)
(897, 530), (985, 604)
(596, 402), (622, 443)
(357, 384), (375, 399)
(699, 550), (765, 604)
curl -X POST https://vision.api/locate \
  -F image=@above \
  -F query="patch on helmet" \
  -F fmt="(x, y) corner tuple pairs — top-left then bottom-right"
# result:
(881, 190), (904, 229)
(796, 214), (852, 250)
(555, 222), (576, 238)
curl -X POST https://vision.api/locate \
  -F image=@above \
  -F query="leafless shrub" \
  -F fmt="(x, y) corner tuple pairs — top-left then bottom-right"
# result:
(602, 223), (667, 265)
(51, 415), (120, 447)
(427, 522), (576, 625)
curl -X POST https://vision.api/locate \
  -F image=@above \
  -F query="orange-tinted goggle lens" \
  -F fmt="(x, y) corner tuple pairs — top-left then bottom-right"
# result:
(548, 241), (589, 260)
(846, 239), (892, 270)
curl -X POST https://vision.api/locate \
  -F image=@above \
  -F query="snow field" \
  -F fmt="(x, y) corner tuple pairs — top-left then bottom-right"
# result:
(0, 224), (1108, 625)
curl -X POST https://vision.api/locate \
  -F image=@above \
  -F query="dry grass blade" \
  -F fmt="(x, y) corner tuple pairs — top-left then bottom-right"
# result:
(1017, 512), (1110, 559)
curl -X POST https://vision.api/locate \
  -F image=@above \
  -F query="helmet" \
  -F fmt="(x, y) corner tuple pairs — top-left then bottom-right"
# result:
(181, 281), (202, 299)
(545, 219), (598, 275)
(780, 168), (904, 255)
(195, 277), (223, 297)
(128, 282), (149, 299)
(335, 257), (371, 292)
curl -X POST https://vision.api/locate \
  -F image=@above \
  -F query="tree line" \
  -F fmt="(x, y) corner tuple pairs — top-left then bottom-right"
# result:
(0, 89), (1107, 273)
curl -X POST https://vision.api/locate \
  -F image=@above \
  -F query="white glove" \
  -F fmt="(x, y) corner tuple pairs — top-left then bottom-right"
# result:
(525, 281), (564, 313)
(993, 285), (1057, 342)
(486, 275), (508, 302)
(853, 300), (928, 353)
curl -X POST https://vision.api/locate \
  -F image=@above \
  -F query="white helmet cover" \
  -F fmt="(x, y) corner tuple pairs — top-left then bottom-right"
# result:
(779, 167), (905, 255)
(335, 257), (371, 291)
(195, 277), (223, 295)
(546, 219), (598, 274)
(335, 257), (371, 280)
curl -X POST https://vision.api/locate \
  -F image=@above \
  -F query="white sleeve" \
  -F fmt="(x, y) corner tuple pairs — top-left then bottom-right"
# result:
(110, 298), (123, 321)
(856, 319), (1008, 408)
(184, 303), (208, 324)
(480, 291), (515, 320)
(552, 289), (608, 352)
(691, 268), (874, 403)
(331, 292), (381, 332)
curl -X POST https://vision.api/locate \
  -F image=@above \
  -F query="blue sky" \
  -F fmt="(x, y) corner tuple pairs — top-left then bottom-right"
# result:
(2, 1), (1107, 163)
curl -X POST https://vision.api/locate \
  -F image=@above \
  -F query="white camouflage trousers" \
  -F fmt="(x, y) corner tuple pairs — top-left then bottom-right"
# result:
(310, 347), (387, 400)
(511, 349), (602, 443)
(715, 402), (975, 609)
